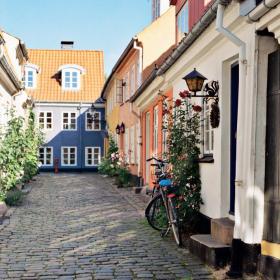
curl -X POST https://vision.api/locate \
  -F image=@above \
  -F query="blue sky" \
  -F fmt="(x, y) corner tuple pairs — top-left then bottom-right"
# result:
(0, 0), (151, 75)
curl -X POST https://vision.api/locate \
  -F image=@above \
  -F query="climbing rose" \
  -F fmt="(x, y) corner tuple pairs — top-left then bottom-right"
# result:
(175, 99), (182, 107)
(162, 109), (169, 115)
(179, 90), (190, 99)
(192, 105), (202, 112)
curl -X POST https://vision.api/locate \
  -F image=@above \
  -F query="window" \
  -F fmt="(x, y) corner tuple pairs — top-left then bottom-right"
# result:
(125, 129), (129, 163)
(136, 122), (140, 164)
(153, 0), (161, 20)
(130, 126), (135, 164)
(85, 111), (101, 131)
(177, 2), (189, 41)
(203, 103), (214, 154)
(38, 112), (52, 130)
(123, 73), (129, 102)
(130, 65), (135, 97)
(62, 112), (76, 130)
(162, 100), (168, 157)
(62, 69), (80, 90)
(39, 147), (53, 166)
(61, 147), (77, 166)
(85, 147), (101, 166)
(153, 106), (159, 155)
(24, 64), (39, 89)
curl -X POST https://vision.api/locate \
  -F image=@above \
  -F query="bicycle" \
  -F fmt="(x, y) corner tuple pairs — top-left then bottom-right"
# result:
(145, 157), (182, 246)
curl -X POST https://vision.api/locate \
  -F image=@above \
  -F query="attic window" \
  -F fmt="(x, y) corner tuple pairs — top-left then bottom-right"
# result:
(24, 64), (40, 89)
(58, 64), (85, 91)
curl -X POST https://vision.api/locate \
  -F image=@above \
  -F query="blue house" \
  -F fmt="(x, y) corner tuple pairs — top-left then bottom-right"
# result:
(25, 41), (106, 171)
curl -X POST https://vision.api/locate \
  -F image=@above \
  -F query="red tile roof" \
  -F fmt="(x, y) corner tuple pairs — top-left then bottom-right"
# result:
(26, 49), (104, 103)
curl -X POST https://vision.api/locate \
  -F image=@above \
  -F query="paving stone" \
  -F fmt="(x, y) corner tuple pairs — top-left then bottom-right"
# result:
(0, 173), (212, 279)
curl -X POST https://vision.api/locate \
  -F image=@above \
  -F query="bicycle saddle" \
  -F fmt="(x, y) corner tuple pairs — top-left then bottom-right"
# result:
(159, 179), (172, 187)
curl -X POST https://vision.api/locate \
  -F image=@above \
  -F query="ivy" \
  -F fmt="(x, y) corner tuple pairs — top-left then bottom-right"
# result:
(164, 94), (203, 231)
(0, 109), (43, 201)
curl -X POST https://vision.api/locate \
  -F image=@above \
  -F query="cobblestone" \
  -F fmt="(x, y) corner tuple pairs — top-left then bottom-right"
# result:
(0, 173), (213, 279)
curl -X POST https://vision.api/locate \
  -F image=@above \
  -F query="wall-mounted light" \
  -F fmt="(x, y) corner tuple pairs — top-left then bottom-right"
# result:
(120, 122), (125, 134)
(116, 125), (121, 135)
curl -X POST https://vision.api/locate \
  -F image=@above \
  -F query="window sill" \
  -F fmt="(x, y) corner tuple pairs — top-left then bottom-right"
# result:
(198, 154), (214, 163)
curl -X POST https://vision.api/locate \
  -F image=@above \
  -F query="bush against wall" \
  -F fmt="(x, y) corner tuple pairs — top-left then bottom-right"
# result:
(164, 92), (203, 230)
(0, 109), (43, 201)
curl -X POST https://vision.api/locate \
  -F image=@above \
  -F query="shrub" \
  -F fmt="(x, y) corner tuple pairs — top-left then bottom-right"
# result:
(115, 166), (131, 187)
(5, 188), (24, 206)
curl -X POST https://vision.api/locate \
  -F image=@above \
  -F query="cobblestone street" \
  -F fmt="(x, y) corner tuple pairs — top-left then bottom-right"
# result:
(0, 173), (213, 280)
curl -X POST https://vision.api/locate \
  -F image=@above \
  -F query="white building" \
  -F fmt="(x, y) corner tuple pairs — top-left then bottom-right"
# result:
(0, 30), (30, 131)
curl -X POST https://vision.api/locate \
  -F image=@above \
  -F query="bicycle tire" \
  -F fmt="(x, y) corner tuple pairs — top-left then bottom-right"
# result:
(145, 194), (168, 231)
(167, 197), (182, 246)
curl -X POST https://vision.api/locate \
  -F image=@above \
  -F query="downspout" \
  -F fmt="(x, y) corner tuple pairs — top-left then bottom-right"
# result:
(133, 39), (143, 178)
(216, 3), (247, 187)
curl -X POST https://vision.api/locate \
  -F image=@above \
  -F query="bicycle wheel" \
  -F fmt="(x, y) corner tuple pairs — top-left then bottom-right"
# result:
(145, 194), (168, 231)
(167, 197), (182, 246)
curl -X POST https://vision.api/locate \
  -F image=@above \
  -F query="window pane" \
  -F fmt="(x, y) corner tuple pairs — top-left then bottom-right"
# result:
(72, 72), (78, 77)
(65, 72), (70, 77)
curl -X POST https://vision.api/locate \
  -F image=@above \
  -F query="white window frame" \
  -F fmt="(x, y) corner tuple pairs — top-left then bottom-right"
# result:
(125, 129), (129, 163)
(153, 106), (159, 156)
(61, 146), (77, 166)
(38, 111), (53, 130)
(130, 65), (135, 97)
(39, 147), (53, 166)
(85, 111), (101, 131)
(85, 147), (101, 166)
(136, 121), (140, 165)
(62, 112), (77, 130)
(177, 1), (189, 41)
(203, 102), (214, 154)
(62, 69), (80, 90)
(24, 64), (39, 89)
(130, 126), (135, 164)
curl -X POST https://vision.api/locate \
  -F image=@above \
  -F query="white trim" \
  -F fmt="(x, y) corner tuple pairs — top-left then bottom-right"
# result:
(153, 106), (159, 155)
(85, 111), (101, 131)
(58, 64), (85, 74)
(61, 111), (77, 131)
(25, 63), (40, 73)
(62, 69), (81, 90)
(61, 146), (77, 166)
(34, 102), (105, 108)
(39, 146), (53, 166)
(38, 111), (53, 131)
(24, 67), (37, 89)
(85, 146), (101, 166)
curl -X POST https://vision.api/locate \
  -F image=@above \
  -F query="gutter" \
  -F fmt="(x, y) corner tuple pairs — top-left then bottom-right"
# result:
(0, 41), (22, 92)
(100, 38), (135, 98)
(133, 38), (143, 87)
(19, 40), (29, 60)
(157, 0), (231, 76)
(247, 0), (280, 22)
(130, 0), (231, 103)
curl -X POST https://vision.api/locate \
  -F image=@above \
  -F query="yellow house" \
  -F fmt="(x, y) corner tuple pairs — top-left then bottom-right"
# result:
(101, 6), (175, 160)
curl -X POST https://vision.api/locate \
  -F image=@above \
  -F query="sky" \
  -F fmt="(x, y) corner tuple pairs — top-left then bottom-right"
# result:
(0, 0), (151, 75)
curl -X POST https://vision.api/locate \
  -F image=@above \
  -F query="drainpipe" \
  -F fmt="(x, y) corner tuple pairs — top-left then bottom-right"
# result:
(216, 3), (247, 186)
(216, 4), (247, 277)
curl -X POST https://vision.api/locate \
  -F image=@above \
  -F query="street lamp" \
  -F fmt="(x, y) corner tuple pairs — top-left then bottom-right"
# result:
(182, 68), (207, 97)
(115, 125), (121, 135)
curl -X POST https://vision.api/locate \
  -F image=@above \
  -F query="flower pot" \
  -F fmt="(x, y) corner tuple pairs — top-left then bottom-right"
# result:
(0, 201), (8, 217)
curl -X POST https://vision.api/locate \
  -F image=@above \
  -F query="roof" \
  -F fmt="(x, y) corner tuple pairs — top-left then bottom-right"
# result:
(27, 49), (104, 102)
(100, 38), (135, 99)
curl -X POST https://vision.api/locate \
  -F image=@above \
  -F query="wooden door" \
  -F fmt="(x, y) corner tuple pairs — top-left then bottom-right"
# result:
(264, 49), (280, 243)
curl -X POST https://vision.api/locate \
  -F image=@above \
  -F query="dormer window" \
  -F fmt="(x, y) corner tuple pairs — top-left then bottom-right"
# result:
(58, 64), (85, 91)
(24, 63), (40, 89)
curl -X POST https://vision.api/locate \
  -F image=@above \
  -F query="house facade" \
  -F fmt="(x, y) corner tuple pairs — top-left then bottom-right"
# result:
(0, 30), (30, 131)
(101, 7), (175, 184)
(130, 0), (280, 278)
(26, 43), (105, 171)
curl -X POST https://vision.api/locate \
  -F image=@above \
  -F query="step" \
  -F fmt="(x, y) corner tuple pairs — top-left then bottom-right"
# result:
(211, 217), (234, 245)
(189, 234), (231, 268)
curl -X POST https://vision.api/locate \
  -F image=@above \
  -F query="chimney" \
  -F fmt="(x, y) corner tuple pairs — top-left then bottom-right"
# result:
(61, 41), (74, 50)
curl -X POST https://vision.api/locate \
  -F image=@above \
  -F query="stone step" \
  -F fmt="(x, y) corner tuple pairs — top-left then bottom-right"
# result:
(211, 217), (234, 245)
(189, 234), (231, 268)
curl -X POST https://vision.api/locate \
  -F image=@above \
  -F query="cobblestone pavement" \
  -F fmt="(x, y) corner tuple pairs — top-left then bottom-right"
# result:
(0, 173), (214, 280)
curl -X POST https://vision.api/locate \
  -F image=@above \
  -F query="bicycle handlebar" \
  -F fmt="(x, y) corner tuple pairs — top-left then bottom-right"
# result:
(146, 157), (168, 164)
